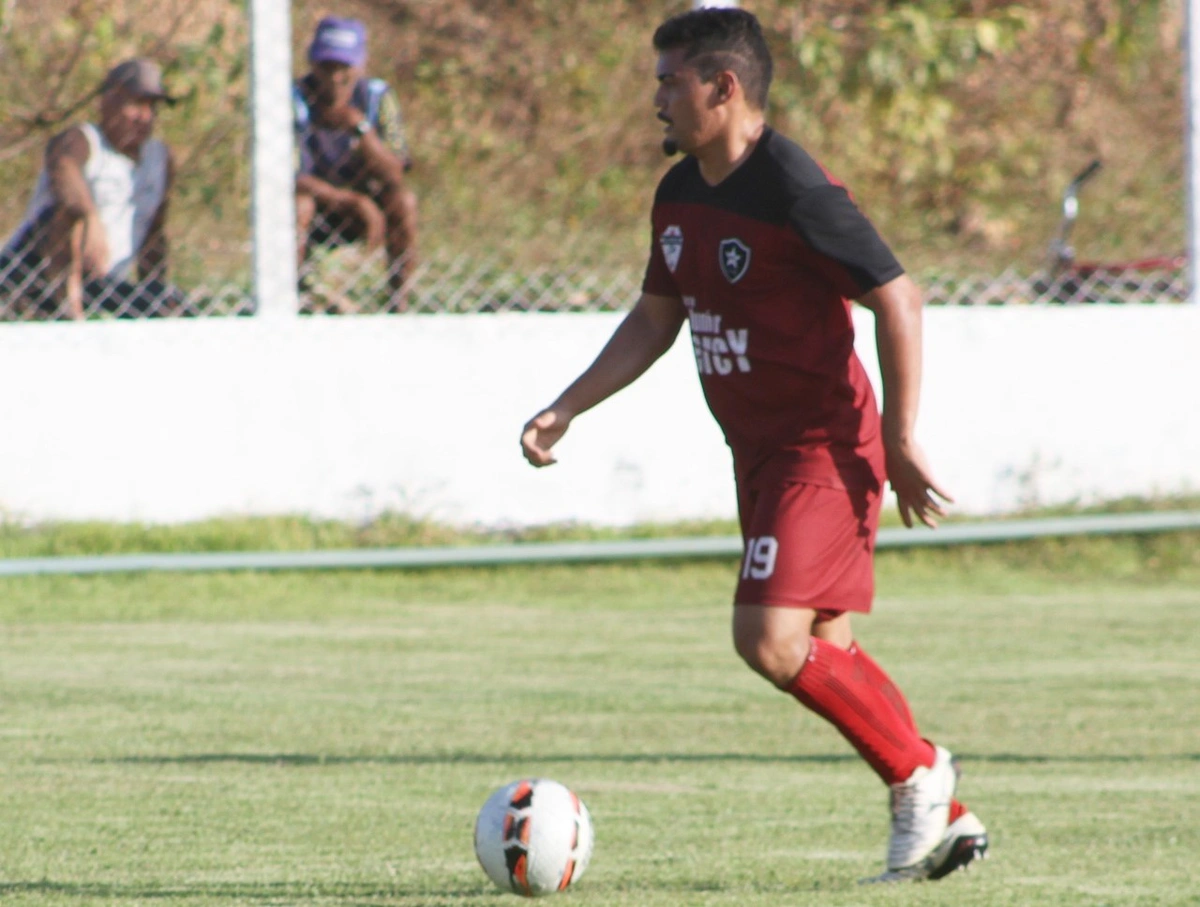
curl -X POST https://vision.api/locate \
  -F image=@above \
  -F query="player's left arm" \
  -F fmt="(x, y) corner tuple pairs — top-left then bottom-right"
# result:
(521, 292), (686, 467)
(856, 275), (954, 529)
(788, 184), (954, 527)
(357, 89), (408, 190)
(375, 89), (412, 171)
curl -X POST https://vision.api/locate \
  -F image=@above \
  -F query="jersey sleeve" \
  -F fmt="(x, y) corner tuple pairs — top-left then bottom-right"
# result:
(641, 213), (680, 298)
(787, 185), (904, 298)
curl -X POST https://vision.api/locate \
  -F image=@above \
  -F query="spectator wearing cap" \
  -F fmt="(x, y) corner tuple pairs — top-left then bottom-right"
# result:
(294, 16), (418, 312)
(0, 58), (189, 319)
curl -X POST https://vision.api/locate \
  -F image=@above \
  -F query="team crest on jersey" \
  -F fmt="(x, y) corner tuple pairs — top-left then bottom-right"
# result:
(719, 238), (751, 283)
(660, 225), (683, 273)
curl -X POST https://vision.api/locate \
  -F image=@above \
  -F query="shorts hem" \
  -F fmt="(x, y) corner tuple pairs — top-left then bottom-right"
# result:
(733, 597), (872, 614)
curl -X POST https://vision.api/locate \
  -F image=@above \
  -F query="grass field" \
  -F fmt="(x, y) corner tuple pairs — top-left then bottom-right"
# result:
(1, 545), (1198, 906)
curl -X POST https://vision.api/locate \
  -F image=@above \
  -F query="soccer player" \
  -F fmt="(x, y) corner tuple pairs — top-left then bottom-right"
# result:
(520, 8), (988, 883)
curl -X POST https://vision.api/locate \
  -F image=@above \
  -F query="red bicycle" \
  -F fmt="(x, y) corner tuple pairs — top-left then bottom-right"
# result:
(1034, 159), (1188, 304)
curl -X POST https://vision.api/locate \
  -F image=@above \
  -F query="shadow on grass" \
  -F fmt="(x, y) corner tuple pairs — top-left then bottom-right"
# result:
(0, 880), (484, 901)
(88, 751), (1200, 768)
(0, 877), (831, 904)
(980, 752), (1200, 764)
(92, 752), (861, 767)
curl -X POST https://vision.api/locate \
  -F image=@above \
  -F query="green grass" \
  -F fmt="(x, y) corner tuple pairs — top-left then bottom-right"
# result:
(2, 548), (1198, 905)
(4, 492), (1199, 557)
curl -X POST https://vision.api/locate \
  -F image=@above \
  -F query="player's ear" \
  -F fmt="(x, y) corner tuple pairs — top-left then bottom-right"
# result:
(714, 70), (738, 103)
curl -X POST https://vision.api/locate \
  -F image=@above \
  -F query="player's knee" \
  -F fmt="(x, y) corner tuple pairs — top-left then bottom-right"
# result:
(401, 188), (418, 222)
(45, 205), (84, 232)
(35, 215), (86, 266)
(33, 206), (81, 245)
(385, 189), (417, 230)
(732, 627), (808, 688)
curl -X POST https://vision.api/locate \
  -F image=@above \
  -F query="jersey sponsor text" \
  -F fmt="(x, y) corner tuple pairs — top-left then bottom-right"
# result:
(689, 307), (750, 377)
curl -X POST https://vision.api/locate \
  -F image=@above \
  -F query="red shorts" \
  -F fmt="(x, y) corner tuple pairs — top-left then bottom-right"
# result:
(734, 479), (882, 613)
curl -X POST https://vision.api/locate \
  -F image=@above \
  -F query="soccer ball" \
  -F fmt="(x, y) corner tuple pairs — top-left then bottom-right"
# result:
(474, 778), (594, 897)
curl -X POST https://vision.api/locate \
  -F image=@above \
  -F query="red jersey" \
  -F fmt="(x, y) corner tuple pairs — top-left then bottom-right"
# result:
(641, 127), (902, 491)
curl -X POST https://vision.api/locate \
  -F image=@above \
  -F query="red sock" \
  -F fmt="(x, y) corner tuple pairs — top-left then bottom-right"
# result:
(849, 642), (969, 815)
(787, 637), (936, 785)
(848, 642), (918, 732)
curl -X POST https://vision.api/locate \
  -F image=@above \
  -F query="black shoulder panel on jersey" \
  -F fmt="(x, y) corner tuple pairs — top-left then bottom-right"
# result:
(648, 129), (903, 293)
(787, 184), (904, 293)
(759, 129), (838, 193)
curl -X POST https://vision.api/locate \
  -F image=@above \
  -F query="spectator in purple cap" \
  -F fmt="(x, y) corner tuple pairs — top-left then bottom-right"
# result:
(294, 16), (418, 312)
(1, 58), (189, 319)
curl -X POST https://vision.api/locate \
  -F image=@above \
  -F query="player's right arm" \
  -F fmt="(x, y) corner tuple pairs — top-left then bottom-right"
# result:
(521, 292), (686, 467)
(45, 127), (108, 276)
(356, 90), (409, 189)
(46, 128), (93, 219)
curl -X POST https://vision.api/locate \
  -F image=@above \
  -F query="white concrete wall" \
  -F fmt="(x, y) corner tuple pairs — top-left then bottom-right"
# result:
(1, 306), (1197, 526)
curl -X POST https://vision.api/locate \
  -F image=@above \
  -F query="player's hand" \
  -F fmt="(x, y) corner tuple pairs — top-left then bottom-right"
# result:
(884, 437), (954, 529)
(521, 408), (572, 467)
(64, 267), (85, 320)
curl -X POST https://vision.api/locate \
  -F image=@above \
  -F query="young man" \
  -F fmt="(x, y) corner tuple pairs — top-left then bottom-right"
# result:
(520, 9), (988, 883)
(294, 16), (418, 311)
(1, 58), (186, 319)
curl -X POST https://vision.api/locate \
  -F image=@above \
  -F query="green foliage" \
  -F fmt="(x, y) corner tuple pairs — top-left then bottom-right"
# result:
(770, 0), (1184, 267)
(793, 3), (1032, 184)
(164, 16), (251, 229)
(0, 1), (1187, 283)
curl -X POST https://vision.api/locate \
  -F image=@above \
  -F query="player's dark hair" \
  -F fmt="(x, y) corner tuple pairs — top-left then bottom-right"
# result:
(652, 8), (773, 110)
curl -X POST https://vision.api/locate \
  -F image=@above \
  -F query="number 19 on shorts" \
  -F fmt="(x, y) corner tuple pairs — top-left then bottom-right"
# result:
(741, 536), (779, 580)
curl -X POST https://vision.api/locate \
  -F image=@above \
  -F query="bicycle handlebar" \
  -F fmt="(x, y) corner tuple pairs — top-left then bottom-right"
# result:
(1071, 159), (1102, 189)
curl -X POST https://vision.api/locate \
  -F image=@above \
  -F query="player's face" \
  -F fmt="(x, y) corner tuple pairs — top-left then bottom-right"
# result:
(312, 60), (359, 107)
(654, 49), (719, 157)
(99, 88), (158, 156)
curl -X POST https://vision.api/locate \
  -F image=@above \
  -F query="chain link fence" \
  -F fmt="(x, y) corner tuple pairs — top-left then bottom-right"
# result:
(290, 249), (1194, 313)
(0, 0), (1191, 320)
(2, 241), (1190, 319)
(0, 228), (254, 320)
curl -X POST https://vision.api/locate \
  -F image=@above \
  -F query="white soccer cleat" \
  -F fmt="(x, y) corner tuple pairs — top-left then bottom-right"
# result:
(885, 744), (957, 872)
(862, 809), (989, 884)
(925, 809), (989, 879)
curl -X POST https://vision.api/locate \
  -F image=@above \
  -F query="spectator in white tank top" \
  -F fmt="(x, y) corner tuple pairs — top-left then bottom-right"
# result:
(0, 58), (189, 320)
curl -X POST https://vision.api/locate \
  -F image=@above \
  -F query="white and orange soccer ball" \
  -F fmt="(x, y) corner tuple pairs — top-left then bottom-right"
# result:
(474, 778), (594, 897)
